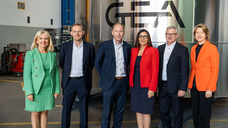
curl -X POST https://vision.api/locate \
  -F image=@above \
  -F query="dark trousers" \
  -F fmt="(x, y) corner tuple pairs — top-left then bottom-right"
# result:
(159, 81), (183, 128)
(101, 78), (128, 128)
(61, 78), (89, 128)
(191, 86), (214, 128)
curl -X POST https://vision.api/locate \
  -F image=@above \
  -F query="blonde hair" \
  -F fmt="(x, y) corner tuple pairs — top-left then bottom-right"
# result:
(193, 23), (210, 41)
(31, 30), (54, 52)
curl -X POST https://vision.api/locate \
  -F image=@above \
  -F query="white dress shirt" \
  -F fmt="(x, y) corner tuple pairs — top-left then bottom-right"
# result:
(162, 41), (176, 81)
(69, 41), (83, 77)
(113, 39), (126, 77)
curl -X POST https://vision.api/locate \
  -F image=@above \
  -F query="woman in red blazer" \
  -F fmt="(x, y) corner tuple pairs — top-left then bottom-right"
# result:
(188, 23), (219, 128)
(129, 29), (159, 128)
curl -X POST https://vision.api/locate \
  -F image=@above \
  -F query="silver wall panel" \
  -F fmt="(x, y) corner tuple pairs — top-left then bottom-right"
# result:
(83, 0), (228, 97)
(217, 44), (228, 97)
(89, 0), (194, 44)
(216, 0), (228, 97)
(75, 0), (87, 30)
(194, 0), (219, 42)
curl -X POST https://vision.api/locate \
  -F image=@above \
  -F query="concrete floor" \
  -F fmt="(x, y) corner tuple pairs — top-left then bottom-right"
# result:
(1, 70), (228, 128)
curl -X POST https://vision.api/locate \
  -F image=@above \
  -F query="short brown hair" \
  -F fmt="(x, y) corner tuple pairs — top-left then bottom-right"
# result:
(112, 22), (125, 31)
(134, 29), (153, 48)
(71, 23), (84, 31)
(193, 23), (210, 41)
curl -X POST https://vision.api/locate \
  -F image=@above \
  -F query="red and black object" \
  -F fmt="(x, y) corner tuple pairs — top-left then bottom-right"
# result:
(10, 52), (25, 73)
(1, 47), (25, 76)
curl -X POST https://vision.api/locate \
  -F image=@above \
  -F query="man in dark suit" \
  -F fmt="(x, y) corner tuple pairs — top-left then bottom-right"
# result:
(94, 23), (131, 128)
(158, 26), (189, 128)
(60, 23), (95, 128)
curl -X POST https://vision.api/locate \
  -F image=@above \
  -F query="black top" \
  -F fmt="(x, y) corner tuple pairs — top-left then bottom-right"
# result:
(193, 43), (204, 87)
(195, 43), (204, 61)
(133, 56), (141, 83)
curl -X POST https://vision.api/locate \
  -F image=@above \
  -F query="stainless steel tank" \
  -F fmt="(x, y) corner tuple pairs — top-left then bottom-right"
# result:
(75, 0), (228, 97)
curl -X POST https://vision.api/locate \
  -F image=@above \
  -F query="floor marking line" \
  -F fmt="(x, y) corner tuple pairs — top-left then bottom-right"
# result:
(0, 123), (32, 125)
(211, 119), (228, 121)
(0, 79), (25, 93)
(0, 79), (23, 83)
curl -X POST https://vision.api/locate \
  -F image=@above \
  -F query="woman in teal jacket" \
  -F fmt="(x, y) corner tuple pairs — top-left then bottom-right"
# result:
(23, 30), (60, 128)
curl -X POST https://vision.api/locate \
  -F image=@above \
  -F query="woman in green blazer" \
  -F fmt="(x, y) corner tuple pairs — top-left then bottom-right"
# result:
(23, 30), (60, 128)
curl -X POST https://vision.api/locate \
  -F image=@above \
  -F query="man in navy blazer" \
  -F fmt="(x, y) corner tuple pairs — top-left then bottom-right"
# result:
(157, 26), (189, 128)
(60, 23), (95, 128)
(94, 23), (131, 128)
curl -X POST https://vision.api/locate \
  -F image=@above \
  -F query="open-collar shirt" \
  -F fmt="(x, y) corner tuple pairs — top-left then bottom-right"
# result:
(69, 41), (84, 77)
(113, 39), (126, 77)
(162, 41), (176, 81)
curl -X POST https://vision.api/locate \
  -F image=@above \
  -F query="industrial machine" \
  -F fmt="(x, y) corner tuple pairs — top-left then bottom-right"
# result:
(9, 49), (25, 75)
(1, 44), (26, 76)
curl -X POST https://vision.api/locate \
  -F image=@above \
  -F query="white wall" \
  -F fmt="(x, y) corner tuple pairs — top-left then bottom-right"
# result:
(0, 0), (61, 28)
(0, 0), (61, 70)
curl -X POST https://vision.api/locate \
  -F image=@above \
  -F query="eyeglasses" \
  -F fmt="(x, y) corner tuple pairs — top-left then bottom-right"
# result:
(166, 33), (177, 36)
(139, 36), (148, 39)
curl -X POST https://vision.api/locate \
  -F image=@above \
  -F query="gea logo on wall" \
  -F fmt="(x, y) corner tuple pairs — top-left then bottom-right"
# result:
(105, 1), (185, 28)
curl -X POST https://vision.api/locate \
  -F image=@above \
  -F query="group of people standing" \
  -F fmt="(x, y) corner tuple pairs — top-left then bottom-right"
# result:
(22, 22), (219, 128)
